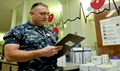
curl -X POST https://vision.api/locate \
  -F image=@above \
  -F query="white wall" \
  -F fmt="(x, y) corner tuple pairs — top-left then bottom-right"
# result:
(61, 0), (97, 48)
(0, 33), (4, 56)
(62, 0), (82, 35)
(81, 14), (97, 48)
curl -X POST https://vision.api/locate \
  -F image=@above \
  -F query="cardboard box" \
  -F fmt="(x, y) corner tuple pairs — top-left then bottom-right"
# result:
(79, 63), (95, 71)
(89, 66), (98, 71)
(97, 64), (118, 71)
(101, 54), (109, 64)
(110, 59), (120, 70)
(91, 56), (102, 65)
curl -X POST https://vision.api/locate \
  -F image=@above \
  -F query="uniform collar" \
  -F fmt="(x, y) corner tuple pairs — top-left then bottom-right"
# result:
(26, 21), (35, 29)
(26, 21), (44, 29)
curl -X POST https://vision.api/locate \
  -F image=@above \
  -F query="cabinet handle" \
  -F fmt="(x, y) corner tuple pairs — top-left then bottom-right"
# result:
(10, 66), (12, 71)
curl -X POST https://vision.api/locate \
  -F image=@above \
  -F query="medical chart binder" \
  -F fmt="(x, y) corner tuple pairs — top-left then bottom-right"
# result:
(55, 33), (85, 58)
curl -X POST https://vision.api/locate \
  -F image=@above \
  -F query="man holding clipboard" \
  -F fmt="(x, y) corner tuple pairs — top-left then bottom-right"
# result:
(55, 33), (85, 58)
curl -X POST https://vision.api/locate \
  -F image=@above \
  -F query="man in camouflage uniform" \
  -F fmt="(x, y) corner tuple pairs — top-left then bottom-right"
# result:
(3, 2), (62, 71)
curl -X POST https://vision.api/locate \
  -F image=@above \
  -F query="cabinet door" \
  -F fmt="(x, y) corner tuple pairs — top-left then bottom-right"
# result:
(12, 65), (18, 71)
(2, 63), (10, 71)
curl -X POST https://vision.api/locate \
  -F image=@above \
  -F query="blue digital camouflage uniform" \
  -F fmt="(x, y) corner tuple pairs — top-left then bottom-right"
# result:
(3, 21), (59, 71)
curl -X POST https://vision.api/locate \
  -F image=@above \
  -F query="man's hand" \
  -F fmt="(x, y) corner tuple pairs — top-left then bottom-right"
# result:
(40, 46), (62, 57)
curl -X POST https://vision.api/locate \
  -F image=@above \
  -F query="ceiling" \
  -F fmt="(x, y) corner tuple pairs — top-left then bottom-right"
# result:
(0, 0), (24, 33)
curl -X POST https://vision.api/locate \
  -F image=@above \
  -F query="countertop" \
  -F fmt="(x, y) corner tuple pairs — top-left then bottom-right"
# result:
(0, 59), (80, 70)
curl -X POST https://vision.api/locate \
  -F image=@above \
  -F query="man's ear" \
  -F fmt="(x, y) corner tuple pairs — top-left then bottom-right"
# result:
(30, 11), (34, 16)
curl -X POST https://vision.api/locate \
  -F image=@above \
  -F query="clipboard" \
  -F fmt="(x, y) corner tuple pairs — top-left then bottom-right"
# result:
(54, 33), (85, 58)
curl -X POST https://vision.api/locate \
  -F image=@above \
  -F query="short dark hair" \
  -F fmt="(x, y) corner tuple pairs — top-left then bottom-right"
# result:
(31, 2), (48, 10)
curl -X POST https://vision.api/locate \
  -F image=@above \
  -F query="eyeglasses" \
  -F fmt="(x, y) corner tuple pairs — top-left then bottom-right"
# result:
(39, 12), (50, 17)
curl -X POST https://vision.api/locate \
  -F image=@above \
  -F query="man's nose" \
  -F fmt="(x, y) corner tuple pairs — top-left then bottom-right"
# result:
(44, 15), (49, 18)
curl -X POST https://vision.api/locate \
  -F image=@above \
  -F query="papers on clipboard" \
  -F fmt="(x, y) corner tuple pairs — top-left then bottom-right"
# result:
(54, 33), (85, 58)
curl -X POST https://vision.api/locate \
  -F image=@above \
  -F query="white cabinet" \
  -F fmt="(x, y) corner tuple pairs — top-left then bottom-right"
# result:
(2, 63), (10, 71)
(11, 65), (18, 71)
(2, 63), (18, 71)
